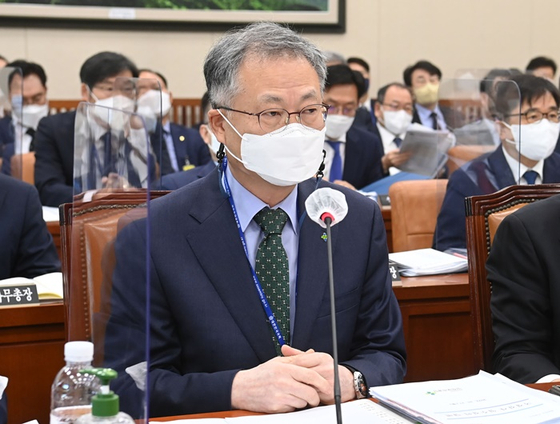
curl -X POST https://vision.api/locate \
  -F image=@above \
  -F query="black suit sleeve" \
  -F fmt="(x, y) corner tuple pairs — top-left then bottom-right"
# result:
(488, 212), (560, 383)
(34, 115), (73, 206)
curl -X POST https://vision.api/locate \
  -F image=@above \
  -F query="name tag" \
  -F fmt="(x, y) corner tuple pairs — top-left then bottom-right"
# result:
(0, 284), (39, 306)
(388, 262), (401, 283)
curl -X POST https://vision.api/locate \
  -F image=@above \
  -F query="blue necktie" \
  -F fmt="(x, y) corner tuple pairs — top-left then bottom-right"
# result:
(430, 112), (440, 130)
(523, 170), (538, 185)
(326, 140), (343, 181)
(393, 137), (402, 148)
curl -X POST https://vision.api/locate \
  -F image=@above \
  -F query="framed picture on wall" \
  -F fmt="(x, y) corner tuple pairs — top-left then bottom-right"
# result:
(0, 0), (345, 33)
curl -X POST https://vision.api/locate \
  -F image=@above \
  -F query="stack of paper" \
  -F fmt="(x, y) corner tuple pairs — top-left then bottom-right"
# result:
(370, 371), (560, 424)
(388, 248), (467, 276)
(0, 272), (63, 300)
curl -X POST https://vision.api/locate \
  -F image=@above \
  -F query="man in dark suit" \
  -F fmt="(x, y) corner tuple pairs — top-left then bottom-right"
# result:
(104, 22), (405, 417)
(434, 74), (560, 251)
(0, 60), (49, 175)
(488, 194), (560, 384)
(322, 64), (384, 190)
(0, 174), (59, 279)
(403, 60), (463, 131)
(34, 52), (139, 206)
(136, 69), (209, 176)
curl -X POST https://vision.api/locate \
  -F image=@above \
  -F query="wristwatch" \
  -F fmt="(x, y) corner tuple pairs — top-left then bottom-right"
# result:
(343, 365), (369, 399)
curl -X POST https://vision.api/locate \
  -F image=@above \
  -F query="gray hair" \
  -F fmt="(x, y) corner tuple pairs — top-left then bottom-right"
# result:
(323, 51), (345, 66)
(204, 22), (327, 107)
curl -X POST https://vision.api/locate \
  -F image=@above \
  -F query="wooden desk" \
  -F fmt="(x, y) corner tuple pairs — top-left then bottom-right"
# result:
(0, 302), (66, 424)
(394, 273), (474, 382)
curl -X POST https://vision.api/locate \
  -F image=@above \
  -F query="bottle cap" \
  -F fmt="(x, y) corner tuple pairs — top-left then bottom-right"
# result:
(64, 341), (94, 362)
(83, 368), (119, 417)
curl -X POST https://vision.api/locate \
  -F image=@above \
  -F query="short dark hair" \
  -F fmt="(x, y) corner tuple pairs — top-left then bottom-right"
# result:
(79, 51), (138, 88)
(0, 55), (8, 63)
(138, 68), (168, 89)
(526, 56), (557, 75)
(494, 74), (560, 119)
(7, 59), (47, 89)
(200, 91), (210, 124)
(377, 82), (412, 104)
(479, 68), (523, 95)
(403, 60), (442, 87)
(347, 57), (370, 73)
(325, 64), (366, 100)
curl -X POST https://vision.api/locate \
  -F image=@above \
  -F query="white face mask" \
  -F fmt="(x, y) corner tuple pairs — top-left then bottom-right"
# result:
(136, 90), (172, 133)
(382, 109), (412, 136)
(504, 119), (560, 161)
(218, 110), (326, 186)
(13, 102), (49, 130)
(90, 92), (135, 129)
(325, 114), (354, 140)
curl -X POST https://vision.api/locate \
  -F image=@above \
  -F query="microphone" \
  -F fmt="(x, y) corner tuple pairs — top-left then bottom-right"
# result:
(305, 188), (348, 424)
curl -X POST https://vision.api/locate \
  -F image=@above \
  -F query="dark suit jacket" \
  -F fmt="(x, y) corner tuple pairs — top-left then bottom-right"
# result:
(104, 169), (406, 417)
(159, 161), (216, 190)
(0, 116), (13, 146)
(34, 111), (76, 207)
(342, 124), (384, 189)
(352, 102), (377, 134)
(1, 143), (15, 176)
(488, 194), (560, 383)
(434, 147), (560, 251)
(151, 123), (210, 175)
(0, 174), (60, 279)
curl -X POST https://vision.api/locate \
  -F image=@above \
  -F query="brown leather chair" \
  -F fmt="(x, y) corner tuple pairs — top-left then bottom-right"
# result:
(60, 190), (169, 346)
(446, 145), (494, 176)
(11, 152), (35, 184)
(465, 183), (560, 372)
(389, 179), (448, 252)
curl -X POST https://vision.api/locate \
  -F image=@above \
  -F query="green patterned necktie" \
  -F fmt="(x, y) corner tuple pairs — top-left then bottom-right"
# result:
(254, 207), (290, 354)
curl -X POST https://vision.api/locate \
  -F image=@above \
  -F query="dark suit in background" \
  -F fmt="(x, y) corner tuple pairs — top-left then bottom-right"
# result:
(352, 104), (376, 134)
(0, 174), (60, 279)
(159, 161), (216, 190)
(434, 148), (560, 251)
(104, 170), (406, 417)
(488, 194), (560, 383)
(341, 124), (384, 189)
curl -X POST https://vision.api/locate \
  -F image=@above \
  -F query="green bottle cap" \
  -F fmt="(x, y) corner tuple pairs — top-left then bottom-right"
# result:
(82, 368), (119, 417)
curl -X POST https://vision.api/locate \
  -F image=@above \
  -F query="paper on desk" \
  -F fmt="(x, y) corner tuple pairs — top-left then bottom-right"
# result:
(389, 248), (467, 276)
(42, 206), (59, 222)
(160, 400), (414, 423)
(370, 371), (560, 424)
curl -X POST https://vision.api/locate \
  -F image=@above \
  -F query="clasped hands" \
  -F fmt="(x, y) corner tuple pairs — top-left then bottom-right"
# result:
(231, 345), (355, 413)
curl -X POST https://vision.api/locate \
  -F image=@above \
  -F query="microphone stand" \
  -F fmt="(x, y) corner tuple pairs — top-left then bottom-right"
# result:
(324, 216), (343, 424)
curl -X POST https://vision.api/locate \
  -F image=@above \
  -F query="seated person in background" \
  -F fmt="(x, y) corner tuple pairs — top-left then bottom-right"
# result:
(434, 74), (560, 252)
(323, 64), (384, 190)
(0, 55), (7, 68)
(403, 60), (462, 130)
(104, 22), (405, 417)
(160, 91), (218, 189)
(488, 194), (560, 384)
(136, 69), (209, 176)
(347, 57), (376, 133)
(34, 51), (138, 207)
(373, 83), (414, 175)
(526, 55), (557, 82)
(0, 60), (49, 175)
(0, 173), (60, 280)
(454, 68), (522, 147)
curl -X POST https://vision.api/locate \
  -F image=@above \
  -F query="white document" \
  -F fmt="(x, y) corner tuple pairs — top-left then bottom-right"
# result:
(159, 400), (414, 424)
(370, 371), (560, 424)
(388, 248), (467, 277)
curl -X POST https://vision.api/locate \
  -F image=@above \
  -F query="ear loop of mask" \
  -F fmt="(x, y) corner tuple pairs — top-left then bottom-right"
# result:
(215, 109), (249, 166)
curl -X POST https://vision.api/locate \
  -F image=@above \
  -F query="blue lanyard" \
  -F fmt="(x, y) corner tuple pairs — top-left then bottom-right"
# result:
(220, 157), (287, 348)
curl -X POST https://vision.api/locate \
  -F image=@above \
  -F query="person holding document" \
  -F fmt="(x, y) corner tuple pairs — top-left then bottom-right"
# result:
(488, 194), (560, 384)
(104, 22), (406, 417)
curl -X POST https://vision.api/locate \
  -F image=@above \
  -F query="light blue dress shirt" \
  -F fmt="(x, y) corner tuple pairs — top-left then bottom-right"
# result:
(415, 103), (448, 130)
(224, 166), (299, 334)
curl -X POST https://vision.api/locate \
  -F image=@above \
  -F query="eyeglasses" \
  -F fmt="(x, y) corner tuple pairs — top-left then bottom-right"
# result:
(327, 105), (357, 117)
(381, 103), (414, 114)
(216, 103), (328, 132)
(507, 109), (560, 124)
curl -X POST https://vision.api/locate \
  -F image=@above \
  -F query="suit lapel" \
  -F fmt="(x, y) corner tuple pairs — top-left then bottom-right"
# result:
(292, 180), (337, 348)
(488, 148), (516, 188)
(185, 172), (276, 361)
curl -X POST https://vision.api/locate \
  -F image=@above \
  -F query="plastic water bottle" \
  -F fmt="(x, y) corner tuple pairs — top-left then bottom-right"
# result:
(50, 341), (100, 424)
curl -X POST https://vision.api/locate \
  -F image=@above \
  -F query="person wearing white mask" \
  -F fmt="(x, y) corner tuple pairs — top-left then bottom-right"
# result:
(160, 91), (218, 189)
(0, 60), (49, 175)
(104, 22), (405, 418)
(136, 69), (209, 177)
(435, 74), (560, 252)
(323, 64), (384, 190)
(34, 51), (138, 206)
(373, 83), (414, 176)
